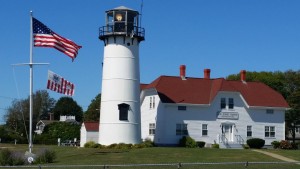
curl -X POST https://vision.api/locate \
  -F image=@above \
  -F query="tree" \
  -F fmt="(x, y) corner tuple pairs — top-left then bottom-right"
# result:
(52, 97), (83, 122)
(284, 70), (300, 143)
(5, 90), (55, 143)
(83, 94), (101, 122)
(41, 122), (80, 142)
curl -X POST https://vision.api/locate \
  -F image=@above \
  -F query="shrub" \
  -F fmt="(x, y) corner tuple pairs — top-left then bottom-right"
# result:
(142, 139), (154, 148)
(242, 144), (250, 149)
(35, 148), (56, 164)
(107, 143), (118, 149)
(291, 142), (299, 150)
(0, 149), (25, 166)
(280, 140), (292, 150)
(246, 138), (265, 149)
(271, 141), (280, 149)
(112, 143), (133, 149)
(196, 141), (206, 148)
(84, 141), (97, 148)
(179, 136), (197, 148)
(211, 144), (219, 149)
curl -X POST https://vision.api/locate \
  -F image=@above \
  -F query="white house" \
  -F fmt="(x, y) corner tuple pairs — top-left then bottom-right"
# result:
(80, 122), (99, 147)
(140, 66), (289, 148)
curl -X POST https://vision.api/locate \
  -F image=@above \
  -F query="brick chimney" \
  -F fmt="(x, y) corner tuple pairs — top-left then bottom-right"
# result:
(204, 69), (211, 79)
(180, 65), (186, 80)
(240, 70), (246, 81)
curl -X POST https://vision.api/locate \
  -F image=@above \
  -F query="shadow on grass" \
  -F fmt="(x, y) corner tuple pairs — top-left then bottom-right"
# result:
(94, 150), (130, 155)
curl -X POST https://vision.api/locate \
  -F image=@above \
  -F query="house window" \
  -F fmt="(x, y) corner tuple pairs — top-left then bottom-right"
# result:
(149, 123), (155, 135)
(176, 123), (188, 135)
(265, 126), (275, 138)
(202, 124), (208, 136)
(295, 127), (300, 133)
(266, 109), (274, 114)
(220, 98), (226, 109)
(118, 103), (129, 121)
(178, 106), (187, 111)
(228, 98), (234, 109)
(247, 126), (252, 137)
(149, 96), (155, 109)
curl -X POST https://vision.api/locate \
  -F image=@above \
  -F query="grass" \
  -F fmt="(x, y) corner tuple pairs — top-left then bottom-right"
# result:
(0, 144), (300, 169)
(266, 149), (300, 161)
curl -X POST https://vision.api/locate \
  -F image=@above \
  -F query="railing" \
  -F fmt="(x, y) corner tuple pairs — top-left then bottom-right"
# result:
(219, 134), (229, 148)
(235, 135), (245, 144)
(99, 25), (145, 41)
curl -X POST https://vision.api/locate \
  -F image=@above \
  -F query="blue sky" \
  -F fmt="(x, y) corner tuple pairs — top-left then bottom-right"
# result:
(1, 0), (299, 124)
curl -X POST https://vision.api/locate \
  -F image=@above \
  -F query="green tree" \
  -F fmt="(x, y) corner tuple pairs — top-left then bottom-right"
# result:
(42, 122), (80, 142)
(83, 94), (101, 122)
(0, 125), (12, 143)
(52, 97), (83, 122)
(5, 90), (55, 143)
(284, 70), (300, 144)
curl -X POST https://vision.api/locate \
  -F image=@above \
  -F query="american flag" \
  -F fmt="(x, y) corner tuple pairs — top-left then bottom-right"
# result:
(47, 70), (75, 96)
(33, 17), (82, 60)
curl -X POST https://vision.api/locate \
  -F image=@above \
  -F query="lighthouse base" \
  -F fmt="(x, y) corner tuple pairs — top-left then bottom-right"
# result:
(99, 122), (141, 145)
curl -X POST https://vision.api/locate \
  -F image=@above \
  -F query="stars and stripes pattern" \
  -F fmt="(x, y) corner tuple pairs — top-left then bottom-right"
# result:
(32, 17), (82, 60)
(47, 70), (75, 96)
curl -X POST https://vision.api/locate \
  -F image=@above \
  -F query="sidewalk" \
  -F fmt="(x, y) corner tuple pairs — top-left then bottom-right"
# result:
(252, 149), (299, 163)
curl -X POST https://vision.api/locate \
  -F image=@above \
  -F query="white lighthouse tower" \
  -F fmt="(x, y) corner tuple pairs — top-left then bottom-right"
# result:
(98, 6), (145, 145)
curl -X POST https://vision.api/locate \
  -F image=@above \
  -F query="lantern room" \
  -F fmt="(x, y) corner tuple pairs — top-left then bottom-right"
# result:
(99, 6), (145, 42)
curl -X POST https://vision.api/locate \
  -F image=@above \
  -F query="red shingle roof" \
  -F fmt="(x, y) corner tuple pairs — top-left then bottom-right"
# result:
(143, 76), (289, 108)
(83, 122), (99, 131)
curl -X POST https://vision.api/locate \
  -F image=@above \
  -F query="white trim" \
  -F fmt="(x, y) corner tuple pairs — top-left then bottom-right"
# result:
(164, 103), (210, 107)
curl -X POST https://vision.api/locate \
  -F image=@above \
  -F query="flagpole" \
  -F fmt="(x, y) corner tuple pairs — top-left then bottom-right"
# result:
(12, 12), (49, 157)
(29, 10), (33, 154)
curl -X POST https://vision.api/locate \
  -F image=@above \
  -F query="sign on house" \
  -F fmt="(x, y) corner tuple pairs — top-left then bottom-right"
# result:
(217, 111), (239, 120)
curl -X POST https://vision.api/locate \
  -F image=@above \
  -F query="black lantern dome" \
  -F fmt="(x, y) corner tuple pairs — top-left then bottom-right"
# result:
(99, 6), (145, 42)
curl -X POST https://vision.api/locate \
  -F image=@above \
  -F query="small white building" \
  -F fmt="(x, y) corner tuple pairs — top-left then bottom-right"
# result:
(140, 66), (289, 148)
(80, 122), (99, 147)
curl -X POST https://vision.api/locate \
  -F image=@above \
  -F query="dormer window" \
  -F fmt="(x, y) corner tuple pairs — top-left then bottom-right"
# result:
(228, 98), (234, 109)
(220, 98), (226, 109)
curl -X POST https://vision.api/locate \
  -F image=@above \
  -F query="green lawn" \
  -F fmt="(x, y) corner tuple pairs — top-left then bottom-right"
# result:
(266, 149), (300, 161)
(0, 144), (299, 169)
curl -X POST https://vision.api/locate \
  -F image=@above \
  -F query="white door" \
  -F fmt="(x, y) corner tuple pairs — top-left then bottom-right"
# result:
(223, 125), (233, 142)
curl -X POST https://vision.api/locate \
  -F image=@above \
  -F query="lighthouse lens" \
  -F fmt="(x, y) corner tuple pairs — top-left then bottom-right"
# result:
(116, 13), (123, 21)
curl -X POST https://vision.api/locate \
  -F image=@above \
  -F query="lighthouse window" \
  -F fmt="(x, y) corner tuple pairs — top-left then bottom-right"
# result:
(118, 103), (129, 121)
(114, 12), (126, 33)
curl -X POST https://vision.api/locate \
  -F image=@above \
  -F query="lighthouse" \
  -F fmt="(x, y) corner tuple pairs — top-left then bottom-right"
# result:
(98, 6), (145, 145)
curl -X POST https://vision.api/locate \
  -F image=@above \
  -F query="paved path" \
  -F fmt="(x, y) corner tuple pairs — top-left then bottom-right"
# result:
(252, 149), (299, 163)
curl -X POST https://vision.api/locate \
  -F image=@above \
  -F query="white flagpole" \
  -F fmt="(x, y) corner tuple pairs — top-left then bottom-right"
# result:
(29, 10), (33, 154)
(12, 11), (49, 156)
